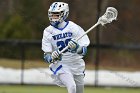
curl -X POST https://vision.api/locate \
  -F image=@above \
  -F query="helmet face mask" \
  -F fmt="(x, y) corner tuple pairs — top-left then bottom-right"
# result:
(48, 2), (69, 27)
(48, 11), (64, 22)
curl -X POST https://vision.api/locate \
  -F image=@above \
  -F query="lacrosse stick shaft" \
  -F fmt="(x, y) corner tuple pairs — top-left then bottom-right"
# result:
(76, 22), (100, 41)
(60, 22), (100, 54)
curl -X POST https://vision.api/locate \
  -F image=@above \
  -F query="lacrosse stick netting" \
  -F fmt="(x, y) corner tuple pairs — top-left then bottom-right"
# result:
(98, 7), (118, 26)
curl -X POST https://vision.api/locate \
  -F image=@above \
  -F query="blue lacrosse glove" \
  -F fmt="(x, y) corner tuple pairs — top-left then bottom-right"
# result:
(68, 39), (87, 55)
(68, 39), (79, 52)
(51, 50), (62, 61)
(44, 50), (62, 63)
(44, 53), (52, 63)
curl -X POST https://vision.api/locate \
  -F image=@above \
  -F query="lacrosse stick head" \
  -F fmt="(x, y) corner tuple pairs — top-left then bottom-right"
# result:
(98, 7), (118, 26)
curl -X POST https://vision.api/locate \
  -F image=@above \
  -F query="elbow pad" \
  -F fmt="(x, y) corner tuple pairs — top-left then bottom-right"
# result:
(77, 46), (87, 56)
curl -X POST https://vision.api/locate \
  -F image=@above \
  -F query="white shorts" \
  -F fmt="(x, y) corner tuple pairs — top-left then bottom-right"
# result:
(49, 59), (85, 87)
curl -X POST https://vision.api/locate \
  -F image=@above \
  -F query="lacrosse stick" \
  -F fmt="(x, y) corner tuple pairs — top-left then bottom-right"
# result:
(52, 7), (118, 62)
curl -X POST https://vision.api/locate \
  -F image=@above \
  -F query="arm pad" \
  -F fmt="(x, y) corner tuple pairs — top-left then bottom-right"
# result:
(44, 53), (52, 63)
(77, 46), (87, 56)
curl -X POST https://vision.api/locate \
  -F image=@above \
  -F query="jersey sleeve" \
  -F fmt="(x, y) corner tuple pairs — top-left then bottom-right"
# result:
(42, 28), (53, 53)
(75, 25), (90, 47)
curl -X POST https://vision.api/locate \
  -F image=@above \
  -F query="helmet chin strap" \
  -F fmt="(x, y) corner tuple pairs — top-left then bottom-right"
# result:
(51, 20), (67, 29)
(50, 21), (60, 27)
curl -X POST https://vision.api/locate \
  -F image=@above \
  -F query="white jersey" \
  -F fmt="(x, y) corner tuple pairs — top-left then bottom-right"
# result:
(42, 21), (90, 64)
(42, 21), (90, 86)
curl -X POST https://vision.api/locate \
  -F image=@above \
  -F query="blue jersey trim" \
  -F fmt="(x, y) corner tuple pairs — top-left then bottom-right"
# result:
(50, 65), (62, 75)
(55, 21), (69, 31)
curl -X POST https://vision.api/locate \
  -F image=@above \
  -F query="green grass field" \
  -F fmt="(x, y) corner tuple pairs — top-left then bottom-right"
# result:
(0, 85), (140, 93)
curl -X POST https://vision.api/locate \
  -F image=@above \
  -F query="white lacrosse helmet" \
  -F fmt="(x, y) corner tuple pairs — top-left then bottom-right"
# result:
(48, 2), (69, 27)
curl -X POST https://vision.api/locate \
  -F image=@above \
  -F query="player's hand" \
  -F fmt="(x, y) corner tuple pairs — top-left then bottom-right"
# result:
(44, 53), (52, 63)
(51, 50), (62, 61)
(68, 39), (79, 51)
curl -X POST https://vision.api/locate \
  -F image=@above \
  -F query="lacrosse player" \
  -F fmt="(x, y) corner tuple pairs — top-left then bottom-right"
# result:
(42, 2), (90, 93)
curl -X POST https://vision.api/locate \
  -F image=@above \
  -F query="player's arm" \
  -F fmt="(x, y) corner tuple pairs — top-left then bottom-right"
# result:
(42, 29), (52, 63)
(42, 30), (62, 63)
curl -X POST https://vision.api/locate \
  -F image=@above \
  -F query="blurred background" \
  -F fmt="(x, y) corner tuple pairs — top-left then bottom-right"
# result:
(0, 0), (140, 93)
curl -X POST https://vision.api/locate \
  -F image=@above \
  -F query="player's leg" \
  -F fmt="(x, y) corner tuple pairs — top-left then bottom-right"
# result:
(59, 73), (76, 93)
(74, 75), (84, 93)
